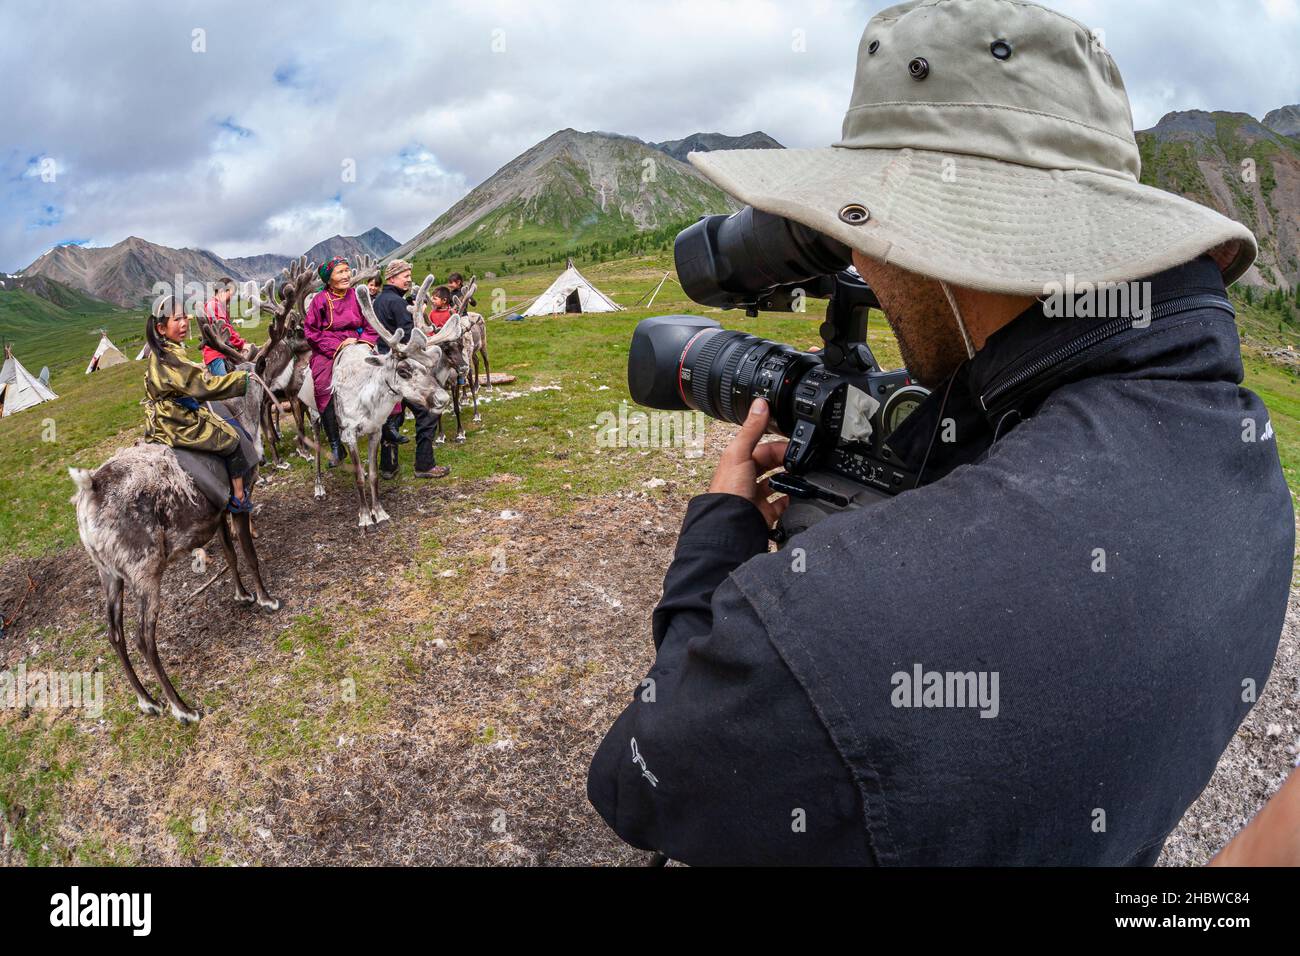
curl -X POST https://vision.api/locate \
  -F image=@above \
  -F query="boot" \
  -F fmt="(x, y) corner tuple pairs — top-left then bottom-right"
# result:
(321, 401), (345, 469)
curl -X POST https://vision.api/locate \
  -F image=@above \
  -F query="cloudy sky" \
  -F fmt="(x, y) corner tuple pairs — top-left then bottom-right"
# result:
(2, 0), (1297, 273)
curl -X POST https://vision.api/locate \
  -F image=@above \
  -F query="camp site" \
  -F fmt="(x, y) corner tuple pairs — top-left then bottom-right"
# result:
(0, 1), (1298, 919)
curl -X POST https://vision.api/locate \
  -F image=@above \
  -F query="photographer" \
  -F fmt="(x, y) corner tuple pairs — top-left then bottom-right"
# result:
(587, 0), (1294, 865)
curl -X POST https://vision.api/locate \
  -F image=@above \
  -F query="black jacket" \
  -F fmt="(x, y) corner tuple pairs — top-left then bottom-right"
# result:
(588, 255), (1294, 865)
(374, 284), (413, 354)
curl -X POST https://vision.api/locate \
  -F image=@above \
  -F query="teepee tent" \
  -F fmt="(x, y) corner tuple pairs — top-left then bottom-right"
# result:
(523, 259), (622, 316)
(0, 344), (58, 416)
(135, 343), (149, 361)
(86, 332), (128, 373)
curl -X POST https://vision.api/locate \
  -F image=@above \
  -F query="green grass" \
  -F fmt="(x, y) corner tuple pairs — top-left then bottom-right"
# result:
(1243, 355), (1300, 489)
(0, 286), (130, 379)
(0, 719), (82, 865)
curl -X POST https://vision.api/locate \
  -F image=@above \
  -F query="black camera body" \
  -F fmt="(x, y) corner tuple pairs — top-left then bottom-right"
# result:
(629, 207), (930, 540)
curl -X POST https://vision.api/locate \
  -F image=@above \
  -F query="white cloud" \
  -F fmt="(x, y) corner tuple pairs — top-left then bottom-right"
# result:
(1, 0), (1297, 272)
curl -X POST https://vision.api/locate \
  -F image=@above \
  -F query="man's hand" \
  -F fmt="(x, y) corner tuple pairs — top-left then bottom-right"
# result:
(709, 398), (790, 526)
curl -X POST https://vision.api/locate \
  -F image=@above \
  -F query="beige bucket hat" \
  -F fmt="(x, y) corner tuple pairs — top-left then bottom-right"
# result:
(688, 0), (1257, 296)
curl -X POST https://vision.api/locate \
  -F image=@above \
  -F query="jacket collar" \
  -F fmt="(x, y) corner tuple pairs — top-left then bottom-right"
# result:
(965, 254), (1236, 410)
(886, 255), (1241, 479)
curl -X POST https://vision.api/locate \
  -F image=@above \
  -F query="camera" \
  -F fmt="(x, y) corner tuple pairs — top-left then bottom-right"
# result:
(628, 206), (930, 540)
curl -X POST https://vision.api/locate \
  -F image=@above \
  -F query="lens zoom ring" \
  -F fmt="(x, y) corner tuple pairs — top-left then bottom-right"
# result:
(717, 337), (757, 424)
(689, 331), (732, 418)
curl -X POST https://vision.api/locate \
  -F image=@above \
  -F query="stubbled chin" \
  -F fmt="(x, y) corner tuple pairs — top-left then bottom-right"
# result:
(887, 318), (967, 389)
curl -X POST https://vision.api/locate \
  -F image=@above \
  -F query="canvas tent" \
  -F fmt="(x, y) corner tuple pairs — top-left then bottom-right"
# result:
(523, 259), (622, 316)
(0, 344), (58, 416)
(86, 332), (128, 373)
(135, 343), (149, 361)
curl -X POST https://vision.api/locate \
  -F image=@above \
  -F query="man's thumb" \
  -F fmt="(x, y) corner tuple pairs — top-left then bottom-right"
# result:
(735, 398), (770, 447)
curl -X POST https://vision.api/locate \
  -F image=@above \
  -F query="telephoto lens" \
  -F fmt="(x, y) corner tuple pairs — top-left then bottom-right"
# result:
(627, 315), (817, 435)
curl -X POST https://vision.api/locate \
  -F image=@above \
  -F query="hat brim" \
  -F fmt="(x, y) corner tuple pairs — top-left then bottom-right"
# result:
(689, 146), (1257, 296)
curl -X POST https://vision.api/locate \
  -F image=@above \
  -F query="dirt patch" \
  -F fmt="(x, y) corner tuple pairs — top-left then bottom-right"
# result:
(1, 457), (1296, 865)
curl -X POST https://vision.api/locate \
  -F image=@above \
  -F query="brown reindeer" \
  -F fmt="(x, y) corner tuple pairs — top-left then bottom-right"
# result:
(431, 277), (490, 443)
(70, 320), (279, 723)
(248, 257), (319, 462)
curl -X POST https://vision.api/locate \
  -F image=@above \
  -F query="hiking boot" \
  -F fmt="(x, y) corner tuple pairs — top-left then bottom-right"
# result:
(414, 466), (451, 479)
(328, 442), (345, 468)
(381, 470), (399, 480)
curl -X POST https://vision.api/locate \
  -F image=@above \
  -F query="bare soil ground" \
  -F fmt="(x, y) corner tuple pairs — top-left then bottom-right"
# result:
(1, 447), (1295, 865)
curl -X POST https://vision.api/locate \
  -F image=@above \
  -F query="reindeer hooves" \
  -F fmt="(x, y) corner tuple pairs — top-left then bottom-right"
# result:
(137, 697), (162, 717)
(170, 703), (201, 724)
(234, 591), (256, 605)
(275, 461), (291, 471)
(258, 596), (282, 613)
(435, 435), (446, 445)
(455, 433), (466, 443)
(314, 485), (326, 500)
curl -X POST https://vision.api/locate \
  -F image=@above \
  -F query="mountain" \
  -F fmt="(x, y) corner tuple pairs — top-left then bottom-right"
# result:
(20, 237), (253, 308)
(223, 253), (294, 280)
(20, 227), (402, 308)
(0, 272), (116, 313)
(1137, 107), (1300, 289)
(649, 131), (784, 164)
(1264, 106), (1300, 139)
(392, 129), (739, 270)
(304, 228), (399, 265)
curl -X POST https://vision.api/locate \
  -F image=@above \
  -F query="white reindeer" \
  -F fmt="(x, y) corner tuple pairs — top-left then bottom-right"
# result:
(313, 279), (460, 528)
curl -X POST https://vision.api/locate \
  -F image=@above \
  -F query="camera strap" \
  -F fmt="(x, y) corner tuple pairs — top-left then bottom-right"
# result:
(941, 281), (977, 361)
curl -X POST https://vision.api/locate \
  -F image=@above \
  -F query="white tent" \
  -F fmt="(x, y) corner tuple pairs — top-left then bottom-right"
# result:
(86, 332), (128, 373)
(135, 343), (149, 361)
(522, 259), (623, 316)
(0, 345), (58, 416)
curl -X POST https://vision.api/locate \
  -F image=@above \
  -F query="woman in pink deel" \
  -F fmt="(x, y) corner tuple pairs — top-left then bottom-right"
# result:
(303, 256), (379, 466)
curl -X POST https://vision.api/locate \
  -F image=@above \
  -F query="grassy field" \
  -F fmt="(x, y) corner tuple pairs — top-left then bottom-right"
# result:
(0, 285), (132, 380)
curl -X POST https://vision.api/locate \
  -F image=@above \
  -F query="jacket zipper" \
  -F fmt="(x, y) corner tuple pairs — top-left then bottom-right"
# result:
(979, 293), (1235, 413)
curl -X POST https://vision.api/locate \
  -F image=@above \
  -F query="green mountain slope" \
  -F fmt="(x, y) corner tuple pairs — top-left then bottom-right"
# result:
(0, 282), (133, 380)
(399, 129), (738, 280)
(1137, 109), (1300, 289)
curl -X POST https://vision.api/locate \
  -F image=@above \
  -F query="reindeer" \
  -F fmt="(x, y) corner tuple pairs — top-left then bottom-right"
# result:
(455, 277), (492, 392)
(69, 325), (279, 723)
(430, 277), (490, 444)
(313, 279), (460, 528)
(246, 257), (320, 462)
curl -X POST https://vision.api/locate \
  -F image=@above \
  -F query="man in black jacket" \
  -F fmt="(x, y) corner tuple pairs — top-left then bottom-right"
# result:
(373, 259), (448, 479)
(587, 0), (1294, 865)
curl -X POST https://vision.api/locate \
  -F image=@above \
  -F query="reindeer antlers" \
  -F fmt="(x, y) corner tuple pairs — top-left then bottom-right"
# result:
(407, 274), (462, 345)
(198, 311), (252, 365)
(411, 275), (435, 336)
(357, 284), (432, 366)
(350, 253), (381, 286)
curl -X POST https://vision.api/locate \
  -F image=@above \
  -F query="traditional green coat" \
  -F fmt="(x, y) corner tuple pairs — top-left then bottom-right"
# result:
(143, 342), (248, 455)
